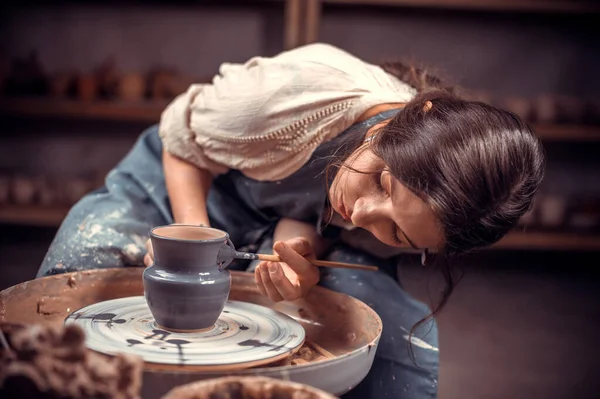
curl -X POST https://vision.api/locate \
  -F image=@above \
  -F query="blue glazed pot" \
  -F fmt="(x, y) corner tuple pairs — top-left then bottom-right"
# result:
(143, 225), (234, 332)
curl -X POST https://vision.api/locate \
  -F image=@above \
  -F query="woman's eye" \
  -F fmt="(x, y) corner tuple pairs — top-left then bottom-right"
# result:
(392, 229), (403, 246)
(374, 173), (383, 189)
(375, 173), (388, 196)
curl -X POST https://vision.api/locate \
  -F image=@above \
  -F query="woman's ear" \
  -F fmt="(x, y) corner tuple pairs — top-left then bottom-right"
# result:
(363, 121), (389, 143)
(423, 100), (433, 112)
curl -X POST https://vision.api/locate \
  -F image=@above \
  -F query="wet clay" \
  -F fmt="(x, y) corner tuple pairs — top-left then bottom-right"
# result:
(162, 376), (338, 399)
(0, 322), (143, 399)
(271, 342), (330, 367)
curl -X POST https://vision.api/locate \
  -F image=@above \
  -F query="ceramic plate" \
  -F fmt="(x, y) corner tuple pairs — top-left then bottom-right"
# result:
(64, 296), (305, 370)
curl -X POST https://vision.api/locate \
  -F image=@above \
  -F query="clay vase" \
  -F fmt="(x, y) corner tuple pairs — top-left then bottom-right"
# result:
(142, 225), (234, 332)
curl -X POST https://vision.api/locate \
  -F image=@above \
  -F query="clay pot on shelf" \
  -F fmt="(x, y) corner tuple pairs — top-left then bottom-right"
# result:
(533, 94), (587, 124)
(503, 96), (534, 122)
(533, 94), (558, 124)
(10, 175), (37, 205)
(75, 74), (99, 102)
(36, 176), (62, 206)
(537, 194), (568, 229)
(117, 73), (146, 101)
(64, 177), (94, 205)
(148, 69), (176, 100)
(148, 69), (204, 100)
(49, 72), (74, 98)
(95, 56), (120, 99)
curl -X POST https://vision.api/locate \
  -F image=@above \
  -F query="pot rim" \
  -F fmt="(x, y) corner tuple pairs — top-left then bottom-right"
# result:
(150, 224), (228, 243)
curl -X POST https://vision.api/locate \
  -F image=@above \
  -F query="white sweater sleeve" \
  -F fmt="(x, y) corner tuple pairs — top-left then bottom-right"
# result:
(158, 43), (417, 180)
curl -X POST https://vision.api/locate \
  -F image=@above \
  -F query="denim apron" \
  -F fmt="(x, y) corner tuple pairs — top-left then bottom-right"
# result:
(38, 110), (439, 399)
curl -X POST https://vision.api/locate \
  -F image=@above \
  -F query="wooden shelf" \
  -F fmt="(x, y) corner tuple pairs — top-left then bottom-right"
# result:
(2, 97), (600, 142)
(0, 205), (71, 227)
(531, 124), (600, 142)
(0, 97), (168, 124)
(320, 0), (600, 14)
(1, 204), (598, 250)
(494, 231), (600, 251)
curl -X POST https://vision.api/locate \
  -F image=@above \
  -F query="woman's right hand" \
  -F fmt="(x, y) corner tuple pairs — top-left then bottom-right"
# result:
(254, 237), (320, 302)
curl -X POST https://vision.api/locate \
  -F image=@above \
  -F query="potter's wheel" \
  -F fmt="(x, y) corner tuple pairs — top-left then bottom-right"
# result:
(0, 268), (382, 398)
(64, 296), (305, 371)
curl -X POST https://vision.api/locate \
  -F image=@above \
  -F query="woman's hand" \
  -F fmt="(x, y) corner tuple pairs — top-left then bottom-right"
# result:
(254, 238), (320, 302)
(144, 238), (155, 267)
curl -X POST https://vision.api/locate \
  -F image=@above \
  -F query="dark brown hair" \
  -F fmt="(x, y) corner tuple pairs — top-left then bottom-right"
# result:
(376, 63), (545, 255)
(328, 61), (546, 362)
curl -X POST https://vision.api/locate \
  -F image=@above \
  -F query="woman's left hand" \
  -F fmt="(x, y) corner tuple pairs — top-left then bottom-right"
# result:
(254, 238), (320, 302)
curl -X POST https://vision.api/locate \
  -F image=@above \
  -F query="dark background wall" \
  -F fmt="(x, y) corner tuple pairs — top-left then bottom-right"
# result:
(0, 2), (598, 398)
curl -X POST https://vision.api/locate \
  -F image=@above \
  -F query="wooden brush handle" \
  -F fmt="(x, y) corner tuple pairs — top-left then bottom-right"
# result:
(255, 253), (378, 272)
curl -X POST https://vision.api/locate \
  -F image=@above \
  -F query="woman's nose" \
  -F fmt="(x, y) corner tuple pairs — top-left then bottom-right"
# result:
(350, 197), (380, 228)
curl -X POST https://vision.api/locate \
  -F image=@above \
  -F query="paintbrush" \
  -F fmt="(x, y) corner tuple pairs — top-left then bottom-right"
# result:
(234, 252), (379, 272)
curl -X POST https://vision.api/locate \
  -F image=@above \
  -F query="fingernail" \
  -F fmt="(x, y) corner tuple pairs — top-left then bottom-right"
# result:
(273, 241), (285, 253)
(268, 262), (278, 273)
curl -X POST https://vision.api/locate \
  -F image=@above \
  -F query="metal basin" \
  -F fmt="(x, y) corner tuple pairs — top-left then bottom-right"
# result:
(0, 268), (382, 398)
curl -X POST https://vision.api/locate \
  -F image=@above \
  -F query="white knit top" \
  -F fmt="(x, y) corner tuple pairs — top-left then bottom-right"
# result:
(158, 43), (417, 181)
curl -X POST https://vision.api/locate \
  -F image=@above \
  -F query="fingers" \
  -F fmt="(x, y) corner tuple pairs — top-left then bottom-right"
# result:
(144, 239), (154, 267)
(255, 262), (284, 302)
(143, 253), (153, 267)
(254, 263), (268, 296)
(254, 238), (319, 303)
(273, 241), (314, 281)
(284, 237), (313, 257)
(268, 261), (300, 301)
(254, 262), (300, 302)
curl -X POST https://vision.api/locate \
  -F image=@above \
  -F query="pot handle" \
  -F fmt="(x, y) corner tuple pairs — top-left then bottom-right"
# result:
(216, 237), (236, 270)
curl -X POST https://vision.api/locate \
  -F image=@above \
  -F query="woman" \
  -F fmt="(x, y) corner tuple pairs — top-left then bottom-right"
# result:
(37, 43), (545, 398)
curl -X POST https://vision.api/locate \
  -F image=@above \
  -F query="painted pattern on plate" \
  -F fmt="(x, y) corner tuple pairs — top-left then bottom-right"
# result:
(64, 296), (305, 367)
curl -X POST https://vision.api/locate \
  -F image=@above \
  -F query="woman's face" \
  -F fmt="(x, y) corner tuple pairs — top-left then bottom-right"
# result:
(328, 123), (445, 252)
